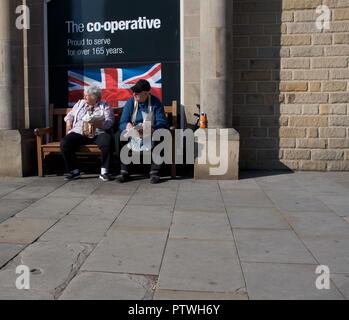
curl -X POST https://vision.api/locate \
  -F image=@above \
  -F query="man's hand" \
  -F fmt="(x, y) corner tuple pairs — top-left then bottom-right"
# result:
(93, 120), (104, 129)
(138, 127), (155, 138)
(126, 123), (133, 131)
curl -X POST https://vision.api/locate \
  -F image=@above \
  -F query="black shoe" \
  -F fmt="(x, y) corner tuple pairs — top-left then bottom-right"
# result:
(99, 174), (113, 182)
(64, 172), (81, 181)
(116, 172), (130, 183)
(150, 175), (161, 184)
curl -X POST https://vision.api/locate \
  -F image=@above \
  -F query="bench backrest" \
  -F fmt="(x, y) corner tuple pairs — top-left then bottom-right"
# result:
(49, 100), (178, 141)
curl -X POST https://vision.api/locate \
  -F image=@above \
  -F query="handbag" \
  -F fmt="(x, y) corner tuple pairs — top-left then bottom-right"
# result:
(82, 108), (105, 138)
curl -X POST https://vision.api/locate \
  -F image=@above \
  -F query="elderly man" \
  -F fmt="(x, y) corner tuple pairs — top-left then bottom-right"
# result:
(61, 86), (115, 181)
(117, 79), (169, 184)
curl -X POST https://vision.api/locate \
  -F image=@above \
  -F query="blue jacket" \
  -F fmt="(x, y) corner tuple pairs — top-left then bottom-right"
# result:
(119, 95), (169, 132)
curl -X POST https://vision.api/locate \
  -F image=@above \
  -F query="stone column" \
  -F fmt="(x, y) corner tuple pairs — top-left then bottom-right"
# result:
(0, 0), (36, 176)
(0, 0), (24, 130)
(194, 0), (239, 180)
(200, 0), (232, 128)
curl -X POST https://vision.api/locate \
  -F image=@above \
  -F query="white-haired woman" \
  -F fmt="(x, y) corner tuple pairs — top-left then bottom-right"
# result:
(61, 86), (115, 181)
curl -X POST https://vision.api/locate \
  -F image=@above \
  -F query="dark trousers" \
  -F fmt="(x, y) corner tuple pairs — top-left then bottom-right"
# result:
(120, 140), (161, 175)
(60, 132), (113, 173)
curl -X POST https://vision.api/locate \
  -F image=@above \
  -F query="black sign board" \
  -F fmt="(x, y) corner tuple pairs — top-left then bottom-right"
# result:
(48, 0), (180, 107)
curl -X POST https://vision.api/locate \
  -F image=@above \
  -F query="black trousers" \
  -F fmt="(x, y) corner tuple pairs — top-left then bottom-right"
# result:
(60, 132), (113, 173)
(120, 140), (161, 175)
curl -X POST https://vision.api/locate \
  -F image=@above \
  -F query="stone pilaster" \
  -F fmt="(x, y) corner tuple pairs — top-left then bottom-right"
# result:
(195, 0), (240, 180)
(200, 0), (233, 128)
(0, 0), (36, 177)
(0, 0), (25, 130)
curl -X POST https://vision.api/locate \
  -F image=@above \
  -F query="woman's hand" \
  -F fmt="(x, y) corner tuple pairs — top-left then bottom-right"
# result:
(66, 120), (73, 132)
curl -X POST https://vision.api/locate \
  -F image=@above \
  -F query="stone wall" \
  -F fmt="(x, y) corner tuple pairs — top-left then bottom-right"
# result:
(4, 0), (349, 174)
(233, 0), (349, 171)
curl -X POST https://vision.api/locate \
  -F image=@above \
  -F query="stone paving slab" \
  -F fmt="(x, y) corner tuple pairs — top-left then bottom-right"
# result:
(222, 190), (275, 208)
(92, 184), (139, 197)
(114, 205), (173, 230)
(0, 186), (25, 199)
(68, 195), (128, 219)
(169, 210), (234, 241)
(2, 178), (66, 201)
(0, 218), (57, 244)
(60, 272), (155, 300)
(0, 177), (38, 198)
(0, 244), (24, 268)
(137, 180), (179, 192)
(157, 239), (245, 293)
(153, 289), (248, 300)
(218, 179), (261, 190)
(293, 175), (349, 195)
(128, 188), (177, 207)
(300, 237), (349, 274)
(0, 199), (35, 224)
(175, 196), (226, 212)
(227, 207), (290, 230)
(39, 214), (115, 244)
(332, 274), (349, 300)
(235, 229), (316, 264)
(254, 175), (303, 191)
(81, 228), (168, 275)
(92, 180), (142, 197)
(283, 210), (349, 239)
(0, 242), (93, 298)
(315, 195), (349, 217)
(48, 177), (102, 197)
(16, 197), (85, 220)
(0, 288), (54, 300)
(2, 186), (57, 201)
(242, 262), (344, 300)
(335, 181), (349, 192)
(175, 186), (226, 212)
(264, 189), (333, 213)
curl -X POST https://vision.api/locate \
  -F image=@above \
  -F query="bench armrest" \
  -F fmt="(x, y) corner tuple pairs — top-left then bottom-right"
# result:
(34, 128), (53, 151)
(34, 128), (53, 137)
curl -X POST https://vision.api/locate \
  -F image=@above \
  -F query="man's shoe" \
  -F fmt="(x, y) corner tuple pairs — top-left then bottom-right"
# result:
(150, 175), (161, 184)
(116, 172), (130, 183)
(64, 172), (81, 181)
(99, 174), (113, 182)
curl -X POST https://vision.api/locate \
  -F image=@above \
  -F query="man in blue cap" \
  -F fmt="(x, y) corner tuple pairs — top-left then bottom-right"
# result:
(117, 79), (169, 184)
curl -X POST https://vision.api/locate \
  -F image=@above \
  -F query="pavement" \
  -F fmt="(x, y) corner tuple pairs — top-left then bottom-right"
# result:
(0, 171), (348, 300)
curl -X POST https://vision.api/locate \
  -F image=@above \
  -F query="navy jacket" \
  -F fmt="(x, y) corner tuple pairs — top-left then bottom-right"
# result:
(119, 95), (169, 132)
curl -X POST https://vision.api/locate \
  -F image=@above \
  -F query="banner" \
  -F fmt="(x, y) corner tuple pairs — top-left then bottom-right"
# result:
(48, 0), (180, 108)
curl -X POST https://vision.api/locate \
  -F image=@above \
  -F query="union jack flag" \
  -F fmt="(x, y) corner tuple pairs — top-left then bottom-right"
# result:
(68, 63), (162, 108)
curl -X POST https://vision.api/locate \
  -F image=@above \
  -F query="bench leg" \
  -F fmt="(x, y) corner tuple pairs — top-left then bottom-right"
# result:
(171, 164), (176, 179)
(38, 158), (44, 177)
(37, 149), (44, 177)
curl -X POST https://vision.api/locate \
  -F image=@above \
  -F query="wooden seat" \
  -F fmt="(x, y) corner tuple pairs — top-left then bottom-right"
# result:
(34, 101), (178, 178)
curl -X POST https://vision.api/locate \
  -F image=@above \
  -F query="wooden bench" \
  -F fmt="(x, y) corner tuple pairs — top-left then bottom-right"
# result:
(34, 101), (178, 178)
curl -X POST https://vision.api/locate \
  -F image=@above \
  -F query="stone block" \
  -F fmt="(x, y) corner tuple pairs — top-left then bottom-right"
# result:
(194, 128), (240, 180)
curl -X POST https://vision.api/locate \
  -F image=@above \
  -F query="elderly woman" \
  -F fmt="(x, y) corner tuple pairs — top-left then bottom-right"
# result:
(61, 86), (115, 181)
